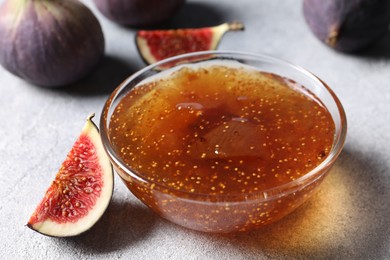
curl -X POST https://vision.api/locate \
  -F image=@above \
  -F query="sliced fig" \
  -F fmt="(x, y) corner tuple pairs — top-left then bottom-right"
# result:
(303, 0), (390, 52)
(27, 114), (113, 237)
(136, 22), (245, 64)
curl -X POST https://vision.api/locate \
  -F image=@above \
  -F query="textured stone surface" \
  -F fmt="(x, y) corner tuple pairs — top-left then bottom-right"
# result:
(1, 0), (389, 259)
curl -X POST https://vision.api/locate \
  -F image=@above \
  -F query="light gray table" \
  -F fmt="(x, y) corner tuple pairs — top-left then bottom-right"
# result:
(1, 0), (389, 259)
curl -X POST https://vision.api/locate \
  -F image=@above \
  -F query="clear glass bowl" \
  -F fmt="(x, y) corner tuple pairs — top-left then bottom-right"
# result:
(100, 51), (347, 233)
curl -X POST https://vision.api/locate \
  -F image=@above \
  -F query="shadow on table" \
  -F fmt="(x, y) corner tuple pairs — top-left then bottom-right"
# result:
(51, 2), (239, 97)
(61, 198), (157, 253)
(211, 146), (390, 259)
(57, 55), (141, 97)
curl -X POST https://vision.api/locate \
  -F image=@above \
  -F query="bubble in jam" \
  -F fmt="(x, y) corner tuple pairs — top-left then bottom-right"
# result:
(108, 63), (335, 232)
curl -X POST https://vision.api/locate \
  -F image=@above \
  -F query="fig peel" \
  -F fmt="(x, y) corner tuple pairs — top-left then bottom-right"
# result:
(0, 0), (105, 87)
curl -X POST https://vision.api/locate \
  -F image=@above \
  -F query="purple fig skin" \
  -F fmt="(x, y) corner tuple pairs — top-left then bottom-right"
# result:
(0, 0), (105, 87)
(303, 0), (390, 52)
(93, 0), (185, 26)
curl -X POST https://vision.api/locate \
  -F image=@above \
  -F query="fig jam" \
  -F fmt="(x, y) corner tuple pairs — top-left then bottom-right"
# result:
(108, 63), (335, 232)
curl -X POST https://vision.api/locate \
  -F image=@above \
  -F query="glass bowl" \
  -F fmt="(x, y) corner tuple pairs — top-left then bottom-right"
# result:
(100, 51), (347, 233)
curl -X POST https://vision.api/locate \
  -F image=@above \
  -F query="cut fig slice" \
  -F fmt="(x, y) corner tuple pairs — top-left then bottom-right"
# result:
(136, 22), (245, 65)
(27, 114), (113, 237)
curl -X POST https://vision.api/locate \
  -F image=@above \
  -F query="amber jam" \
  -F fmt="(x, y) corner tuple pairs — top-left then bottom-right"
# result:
(108, 63), (335, 232)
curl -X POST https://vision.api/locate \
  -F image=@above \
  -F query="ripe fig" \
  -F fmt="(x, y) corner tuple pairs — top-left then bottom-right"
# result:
(303, 0), (390, 52)
(27, 114), (114, 237)
(136, 22), (245, 64)
(93, 0), (185, 26)
(0, 0), (105, 87)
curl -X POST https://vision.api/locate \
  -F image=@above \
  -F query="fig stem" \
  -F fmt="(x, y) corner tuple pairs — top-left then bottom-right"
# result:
(87, 113), (96, 121)
(227, 22), (245, 31)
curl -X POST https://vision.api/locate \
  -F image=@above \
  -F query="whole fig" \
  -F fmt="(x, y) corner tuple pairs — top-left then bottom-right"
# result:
(0, 0), (105, 87)
(303, 0), (390, 52)
(93, 0), (185, 26)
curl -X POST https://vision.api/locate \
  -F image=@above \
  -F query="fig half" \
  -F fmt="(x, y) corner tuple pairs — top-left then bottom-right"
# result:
(303, 0), (390, 52)
(136, 22), (245, 65)
(27, 114), (113, 237)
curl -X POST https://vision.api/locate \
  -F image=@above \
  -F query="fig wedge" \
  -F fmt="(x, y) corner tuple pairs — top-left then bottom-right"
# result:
(136, 22), (245, 64)
(27, 114), (113, 237)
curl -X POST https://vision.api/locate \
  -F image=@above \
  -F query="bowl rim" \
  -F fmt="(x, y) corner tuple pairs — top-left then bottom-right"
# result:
(100, 50), (347, 199)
